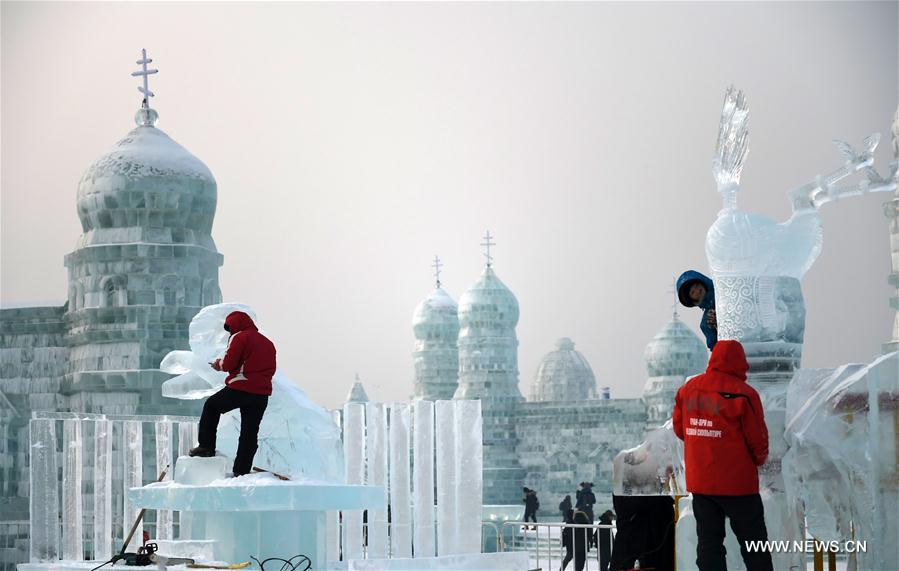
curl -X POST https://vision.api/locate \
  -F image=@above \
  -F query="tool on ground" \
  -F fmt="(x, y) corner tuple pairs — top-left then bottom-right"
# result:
(90, 465), (170, 570)
(251, 466), (290, 481)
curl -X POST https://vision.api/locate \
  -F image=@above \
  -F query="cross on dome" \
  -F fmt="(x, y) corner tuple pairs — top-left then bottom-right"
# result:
(668, 277), (679, 319)
(432, 255), (443, 288)
(481, 230), (496, 267)
(131, 48), (158, 109)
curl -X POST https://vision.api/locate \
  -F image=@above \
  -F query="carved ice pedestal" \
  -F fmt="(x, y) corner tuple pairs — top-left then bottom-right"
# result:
(128, 474), (385, 570)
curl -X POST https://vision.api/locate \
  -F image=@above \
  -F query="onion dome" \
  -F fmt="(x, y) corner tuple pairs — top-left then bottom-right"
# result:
(530, 338), (597, 402)
(643, 315), (707, 379)
(413, 287), (460, 342)
(458, 267), (520, 331)
(75, 107), (217, 249)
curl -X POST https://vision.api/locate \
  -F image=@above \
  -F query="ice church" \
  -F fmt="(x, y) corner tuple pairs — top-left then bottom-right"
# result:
(400, 243), (707, 510)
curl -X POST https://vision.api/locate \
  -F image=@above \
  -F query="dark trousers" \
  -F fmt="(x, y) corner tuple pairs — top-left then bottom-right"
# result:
(198, 386), (268, 476)
(561, 549), (586, 571)
(692, 493), (773, 571)
(524, 510), (538, 524)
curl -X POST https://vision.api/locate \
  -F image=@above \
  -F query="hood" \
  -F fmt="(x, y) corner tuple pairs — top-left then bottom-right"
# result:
(225, 311), (258, 334)
(707, 340), (749, 380)
(677, 270), (715, 309)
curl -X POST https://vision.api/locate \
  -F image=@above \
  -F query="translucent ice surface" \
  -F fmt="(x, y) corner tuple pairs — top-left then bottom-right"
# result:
(160, 303), (344, 481)
(174, 456), (227, 486)
(612, 420), (684, 496)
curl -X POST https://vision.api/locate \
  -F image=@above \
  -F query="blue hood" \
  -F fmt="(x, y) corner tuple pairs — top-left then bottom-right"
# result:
(677, 270), (715, 310)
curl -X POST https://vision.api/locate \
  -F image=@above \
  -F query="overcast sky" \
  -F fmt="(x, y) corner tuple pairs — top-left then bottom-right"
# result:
(2, 2), (897, 410)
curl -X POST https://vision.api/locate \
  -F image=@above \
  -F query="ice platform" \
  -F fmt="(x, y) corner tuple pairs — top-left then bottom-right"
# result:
(128, 473), (385, 570)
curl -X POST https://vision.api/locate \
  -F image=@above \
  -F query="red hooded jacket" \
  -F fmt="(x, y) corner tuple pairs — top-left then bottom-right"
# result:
(212, 311), (276, 396)
(673, 340), (768, 496)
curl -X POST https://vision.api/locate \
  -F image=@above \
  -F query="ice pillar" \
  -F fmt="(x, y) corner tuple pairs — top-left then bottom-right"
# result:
(155, 421), (173, 540)
(365, 402), (388, 558)
(123, 421), (143, 552)
(29, 418), (59, 562)
(453, 400), (483, 554)
(177, 421), (195, 539)
(412, 401), (435, 558)
(343, 403), (365, 561)
(93, 419), (113, 562)
(389, 403), (412, 558)
(435, 400), (456, 556)
(327, 410), (342, 563)
(62, 419), (84, 561)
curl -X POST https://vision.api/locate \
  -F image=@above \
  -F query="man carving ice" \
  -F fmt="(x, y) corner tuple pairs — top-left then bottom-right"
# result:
(673, 340), (772, 571)
(677, 270), (718, 350)
(189, 311), (276, 476)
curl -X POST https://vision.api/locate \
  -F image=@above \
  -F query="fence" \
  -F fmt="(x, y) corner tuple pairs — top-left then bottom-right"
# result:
(501, 521), (615, 571)
(28, 411), (199, 564)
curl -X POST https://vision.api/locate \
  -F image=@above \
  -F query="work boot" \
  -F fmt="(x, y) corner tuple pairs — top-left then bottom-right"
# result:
(188, 446), (215, 458)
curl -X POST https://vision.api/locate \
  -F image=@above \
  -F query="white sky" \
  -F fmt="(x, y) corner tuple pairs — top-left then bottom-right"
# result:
(2, 2), (897, 410)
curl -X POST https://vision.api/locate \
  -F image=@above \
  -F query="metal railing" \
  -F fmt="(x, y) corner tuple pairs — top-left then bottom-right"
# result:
(501, 520), (615, 571)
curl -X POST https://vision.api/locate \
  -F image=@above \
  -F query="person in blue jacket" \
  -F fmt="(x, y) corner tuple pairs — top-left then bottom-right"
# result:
(676, 270), (717, 350)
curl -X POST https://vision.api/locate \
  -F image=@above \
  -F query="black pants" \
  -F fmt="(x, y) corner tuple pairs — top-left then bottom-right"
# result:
(692, 493), (773, 571)
(561, 549), (586, 571)
(524, 510), (537, 524)
(610, 495), (675, 571)
(198, 386), (268, 476)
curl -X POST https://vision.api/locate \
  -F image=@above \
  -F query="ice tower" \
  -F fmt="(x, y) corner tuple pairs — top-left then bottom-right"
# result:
(412, 256), (460, 400)
(455, 232), (526, 505)
(63, 51), (222, 414)
(642, 309), (707, 431)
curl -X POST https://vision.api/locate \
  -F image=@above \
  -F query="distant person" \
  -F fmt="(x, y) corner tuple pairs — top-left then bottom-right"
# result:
(597, 510), (615, 571)
(559, 494), (573, 519)
(575, 482), (596, 522)
(523, 487), (539, 529)
(190, 311), (277, 477)
(561, 510), (591, 571)
(677, 270), (717, 350)
(673, 340), (773, 571)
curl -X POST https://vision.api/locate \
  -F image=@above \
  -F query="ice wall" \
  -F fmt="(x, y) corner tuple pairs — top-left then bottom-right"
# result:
(160, 303), (343, 481)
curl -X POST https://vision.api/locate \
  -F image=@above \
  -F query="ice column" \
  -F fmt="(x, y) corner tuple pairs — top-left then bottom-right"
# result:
(93, 419), (113, 562)
(365, 403), (388, 558)
(123, 421), (143, 552)
(389, 404), (412, 558)
(435, 400), (456, 556)
(327, 410), (342, 563)
(29, 418), (59, 562)
(155, 421), (173, 540)
(343, 403), (365, 560)
(177, 421), (194, 538)
(62, 419), (84, 560)
(453, 400), (483, 554)
(412, 401), (435, 558)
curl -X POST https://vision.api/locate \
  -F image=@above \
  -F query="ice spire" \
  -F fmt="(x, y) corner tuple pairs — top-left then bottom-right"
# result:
(432, 255), (443, 288)
(712, 86), (750, 211)
(668, 277), (679, 320)
(481, 230), (495, 268)
(131, 48), (159, 127)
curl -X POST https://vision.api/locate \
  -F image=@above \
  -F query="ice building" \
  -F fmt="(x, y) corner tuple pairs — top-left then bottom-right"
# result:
(642, 310), (707, 430)
(406, 233), (656, 512)
(411, 259), (459, 401)
(0, 53), (216, 546)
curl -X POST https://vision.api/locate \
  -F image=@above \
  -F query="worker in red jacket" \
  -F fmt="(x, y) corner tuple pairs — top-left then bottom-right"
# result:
(190, 311), (277, 476)
(673, 339), (773, 571)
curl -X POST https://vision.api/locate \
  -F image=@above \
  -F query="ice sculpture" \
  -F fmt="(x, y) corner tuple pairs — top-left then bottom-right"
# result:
(160, 303), (343, 481)
(701, 88), (897, 570)
(612, 420), (684, 496)
(783, 353), (899, 571)
(706, 87), (895, 381)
